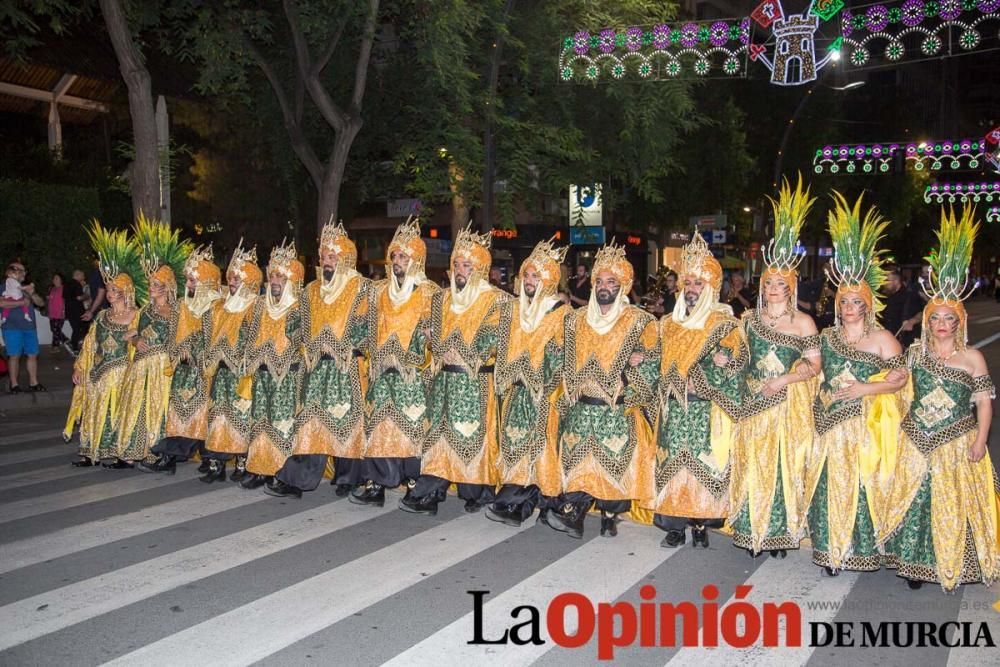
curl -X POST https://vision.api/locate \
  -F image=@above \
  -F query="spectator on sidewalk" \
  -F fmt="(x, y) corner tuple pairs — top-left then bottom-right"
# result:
(81, 261), (106, 323)
(0, 261), (46, 393)
(65, 269), (87, 352)
(47, 273), (71, 352)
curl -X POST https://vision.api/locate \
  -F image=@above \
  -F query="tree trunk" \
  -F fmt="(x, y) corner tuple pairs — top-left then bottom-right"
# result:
(316, 119), (362, 232)
(99, 0), (159, 220)
(481, 0), (516, 233)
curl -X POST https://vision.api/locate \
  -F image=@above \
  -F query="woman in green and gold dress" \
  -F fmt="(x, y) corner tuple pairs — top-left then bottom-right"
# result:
(878, 207), (1000, 591)
(730, 177), (821, 557)
(114, 216), (189, 466)
(804, 193), (908, 576)
(64, 222), (143, 466)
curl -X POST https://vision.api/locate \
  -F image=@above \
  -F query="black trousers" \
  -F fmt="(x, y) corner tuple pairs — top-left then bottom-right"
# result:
(411, 474), (495, 505)
(276, 455), (364, 492)
(363, 456), (420, 488)
(492, 484), (556, 520)
(556, 491), (630, 515)
(152, 436), (203, 460)
(653, 514), (725, 532)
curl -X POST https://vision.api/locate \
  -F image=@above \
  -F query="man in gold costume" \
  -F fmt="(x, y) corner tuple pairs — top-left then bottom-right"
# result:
(544, 242), (659, 539)
(645, 233), (745, 548)
(240, 241), (306, 492)
(199, 242), (263, 483)
(351, 218), (438, 507)
(486, 238), (567, 527)
(399, 224), (510, 515)
(266, 222), (370, 498)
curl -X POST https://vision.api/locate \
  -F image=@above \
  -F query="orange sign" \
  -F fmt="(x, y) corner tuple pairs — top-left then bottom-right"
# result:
(626, 235), (642, 246)
(492, 228), (517, 239)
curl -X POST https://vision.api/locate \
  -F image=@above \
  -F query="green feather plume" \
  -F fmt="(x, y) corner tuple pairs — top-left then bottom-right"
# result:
(87, 219), (147, 306)
(925, 206), (979, 302)
(132, 212), (193, 300)
(765, 173), (816, 271)
(827, 191), (890, 312)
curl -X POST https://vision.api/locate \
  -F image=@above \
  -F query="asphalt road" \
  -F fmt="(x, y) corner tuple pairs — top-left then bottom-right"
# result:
(0, 299), (998, 666)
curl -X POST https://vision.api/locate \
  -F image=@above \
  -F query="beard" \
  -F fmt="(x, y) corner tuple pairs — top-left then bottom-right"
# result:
(229, 284), (238, 295)
(684, 292), (699, 307)
(322, 267), (335, 281)
(392, 264), (406, 278)
(595, 288), (618, 305)
(454, 274), (468, 291)
(270, 284), (282, 298)
(523, 284), (536, 298)
(186, 287), (195, 298)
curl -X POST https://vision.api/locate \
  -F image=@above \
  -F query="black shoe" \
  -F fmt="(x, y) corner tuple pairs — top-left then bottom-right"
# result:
(536, 508), (552, 529)
(240, 473), (267, 490)
(599, 512), (618, 538)
(349, 482), (386, 507)
(29, 383), (46, 392)
(8, 385), (21, 394)
(102, 459), (133, 469)
(197, 459), (211, 474)
(229, 457), (247, 482)
(333, 483), (353, 497)
(769, 549), (787, 559)
(263, 479), (302, 498)
(398, 494), (438, 516)
(547, 504), (585, 539)
(822, 566), (839, 577)
(71, 457), (95, 467)
(660, 529), (686, 548)
(906, 579), (923, 590)
(485, 505), (522, 527)
(199, 460), (226, 483)
(692, 525), (709, 548)
(464, 499), (483, 514)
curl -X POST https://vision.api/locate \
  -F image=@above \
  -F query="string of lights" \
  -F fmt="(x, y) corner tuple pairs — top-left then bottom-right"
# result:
(812, 138), (990, 173)
(923, 181), (1000, 203)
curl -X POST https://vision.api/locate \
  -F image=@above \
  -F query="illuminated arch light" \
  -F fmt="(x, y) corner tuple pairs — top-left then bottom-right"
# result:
(923, 181), (1000, 204)
(839, 0), (1000, 67)
(558, 19), (750, 82)
(812, 138), (987, 174)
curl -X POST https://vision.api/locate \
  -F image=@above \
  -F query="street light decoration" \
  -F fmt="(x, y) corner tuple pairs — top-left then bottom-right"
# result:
(840, 0), (1000, 69)
(924, 182), (1000, 204)
(813, 138), (990, 174)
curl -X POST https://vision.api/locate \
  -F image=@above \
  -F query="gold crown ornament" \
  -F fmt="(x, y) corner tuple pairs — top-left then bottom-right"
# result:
(452, 222), (493, 275)
(268, 239), (305, 286)
(183, 243), (222, 288)
(319, 217), (357, 268)
(227, 238), (262, 290)
(387, 215), (427, 267)
(591, 241), (634, 291)
(520, 236), (568, 290)
(679, 232), (723, 292)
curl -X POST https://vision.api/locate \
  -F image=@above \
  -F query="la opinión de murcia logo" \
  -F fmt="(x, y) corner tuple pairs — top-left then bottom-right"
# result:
(467, 586), (996, 660)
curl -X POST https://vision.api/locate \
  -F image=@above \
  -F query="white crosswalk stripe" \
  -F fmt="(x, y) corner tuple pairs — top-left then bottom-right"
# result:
(0, 485), (267, 574)
(105, 514), (533, 666)
(0, 499), (395, 650)
(0, 469), (197, 523)
(0, 461), (96, 489)
(0, 443), (73, 466)
(0, 429), (67, 447)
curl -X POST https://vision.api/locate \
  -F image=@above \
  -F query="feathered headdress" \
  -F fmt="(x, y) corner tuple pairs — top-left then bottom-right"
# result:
(826, 191), (889, 321)
(924, 205), (979, 304)
(87, 219), (146, 308)
(132, 212), (192, 303)
(764, 174), (815, 275)
(921, 206), (980, 351)
(521, 236), (568, 291)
